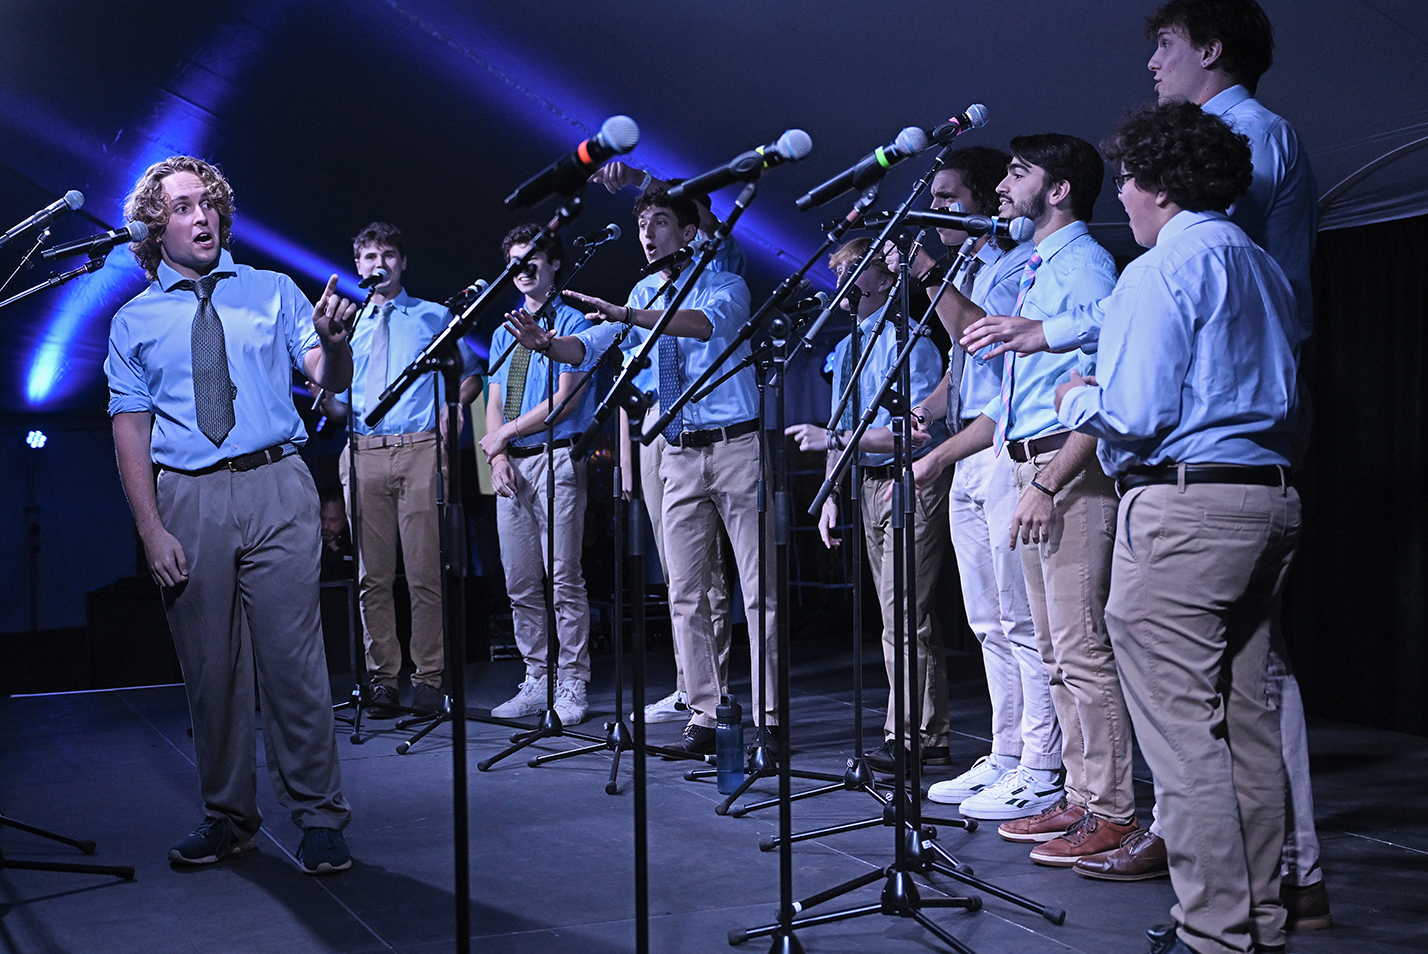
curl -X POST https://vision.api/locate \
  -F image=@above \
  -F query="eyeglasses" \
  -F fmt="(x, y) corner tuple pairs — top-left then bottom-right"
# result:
(1113, 173), (1134, 194)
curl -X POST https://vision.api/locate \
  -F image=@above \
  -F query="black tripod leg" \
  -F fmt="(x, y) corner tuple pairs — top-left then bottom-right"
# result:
(528, 741), (606, 767)
(731, 904), (880, 946)
(928, 861), (1065, 924)
(759, 815), (884, 851)
(734, 779), (869, 817)
(908, 908), (980, 954)
(396, 711), (448, 755)
(0, 815), (94, 853)
(0, 849), (134, 880)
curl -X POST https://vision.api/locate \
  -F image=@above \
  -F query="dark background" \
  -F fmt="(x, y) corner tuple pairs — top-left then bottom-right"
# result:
(2, 1), (1425, 733)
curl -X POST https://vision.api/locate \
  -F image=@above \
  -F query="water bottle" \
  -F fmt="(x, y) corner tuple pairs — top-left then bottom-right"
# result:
(715, 694), (745, 794)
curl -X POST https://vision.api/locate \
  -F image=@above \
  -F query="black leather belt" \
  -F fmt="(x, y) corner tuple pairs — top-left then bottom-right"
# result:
(860, 463), (900, 481)
(667, 418), (758, 448)
(1006, 430), (1070, 463)
(1116, 463), (1290, 495)
(508, 437), (578, 459)
(164, 443), (291, 477)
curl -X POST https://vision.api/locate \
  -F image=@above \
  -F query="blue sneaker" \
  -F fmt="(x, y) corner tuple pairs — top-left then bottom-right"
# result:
(168, 817), (256, 865)
(297, 827), (351, 875)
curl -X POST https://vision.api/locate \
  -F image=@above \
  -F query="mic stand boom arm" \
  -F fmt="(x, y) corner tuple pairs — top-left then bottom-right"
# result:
(792, 144), (951, 357)
(646, 182), (882, 438)
(0, 252), (106, 311)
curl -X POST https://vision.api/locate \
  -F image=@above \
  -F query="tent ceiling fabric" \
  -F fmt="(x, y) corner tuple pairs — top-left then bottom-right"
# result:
(1, 0), (1424, 412)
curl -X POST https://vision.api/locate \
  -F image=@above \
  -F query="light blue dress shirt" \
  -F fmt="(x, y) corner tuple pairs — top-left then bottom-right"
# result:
(980, 222), (1118, 441)
(1044, 87), (1317, 355)
(957, 240), (1036, 416)
(344, 289), (479, 436)
(106, 248), (320, 470)
(829, 302), (946, 467)
(1058, 211), (1299, 476)
(1204, 84), (1317, 349)
(490, 297), (595, 445)
(574, 266), (756, 430)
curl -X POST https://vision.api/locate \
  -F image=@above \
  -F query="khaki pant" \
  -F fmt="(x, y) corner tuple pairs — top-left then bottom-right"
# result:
(641, 414), (731, 692)
(860, 468), (952, 748)
(951, 445), (1061, 769)
(1016, 454), (1135, 823)
(341, 433), (445, 689)
(158, 454), (350, 837)
(496, 449), (591, 682)
(1108, 482), (1299, 954)
(659, 431), (776, 726)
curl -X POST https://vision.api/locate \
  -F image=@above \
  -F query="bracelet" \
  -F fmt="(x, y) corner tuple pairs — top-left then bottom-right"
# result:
(624, 305), (634, 324)
(638, 170), (652, 192)
(1030, 479), (1056, 498)
(828, 428), (844, 451)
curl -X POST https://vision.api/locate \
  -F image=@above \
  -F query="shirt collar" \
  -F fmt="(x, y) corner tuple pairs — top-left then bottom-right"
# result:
(157, 247), (237, 292)
(1034, 220), (1090, 262)
(858, 301), (890, 335)
(1156, 209), (1225, 247)
(1202, 84), (1252, 118)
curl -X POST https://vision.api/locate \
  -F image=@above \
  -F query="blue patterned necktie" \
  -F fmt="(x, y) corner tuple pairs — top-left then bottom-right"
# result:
(838, 322), (862, 431)
(945, 257), (983, 435)
(995, 251), (1042, 454)
(656, 285), (683, 441)
(179, 273), (235, 447)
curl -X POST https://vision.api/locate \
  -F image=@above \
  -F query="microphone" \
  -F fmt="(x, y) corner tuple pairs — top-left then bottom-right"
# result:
(667, 129), (814, 200)
(505, 115), (641, 209)
(358, 266), (389, 289)
(573, 223), (621, 249)
(638, 243), (694, 276)
(927, 104), (989, 145)
(40, 220), (147, 260)
(444, 278), (490, 312)
(859, 209), (1035, 242)
(2, 191), (85, 249)
(796, 127), (931, 210)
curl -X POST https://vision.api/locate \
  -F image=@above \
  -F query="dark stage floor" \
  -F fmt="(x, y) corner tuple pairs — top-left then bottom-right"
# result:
(2, 648), (1425, 954)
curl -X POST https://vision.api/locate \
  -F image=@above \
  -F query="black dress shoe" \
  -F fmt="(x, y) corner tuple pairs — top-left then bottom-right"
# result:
(662, 724), (716, 758)
(367, 684), (403, 719)
(864, 739), (950, 774)
(411, 682), (445, 715)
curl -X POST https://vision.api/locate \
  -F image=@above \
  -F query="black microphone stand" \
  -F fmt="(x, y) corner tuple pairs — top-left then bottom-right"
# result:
(0, 250), (107, 310)
(739, 158), (1065, 950)
(361, 190), (592, 954)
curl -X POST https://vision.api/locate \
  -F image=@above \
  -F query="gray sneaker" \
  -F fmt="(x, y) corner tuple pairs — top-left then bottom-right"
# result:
(554, 677), (589, 725)
(168, 817), (256, 866)
(491, 679), (547, 718)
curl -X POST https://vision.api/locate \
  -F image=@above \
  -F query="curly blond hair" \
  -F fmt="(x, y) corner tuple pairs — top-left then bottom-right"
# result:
(123, 156), (236, 280)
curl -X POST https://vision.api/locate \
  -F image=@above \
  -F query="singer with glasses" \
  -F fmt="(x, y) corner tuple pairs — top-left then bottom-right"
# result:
(105, 156), (356, 874)
(482, 224), (598, 726)
(318, 222), (481, 719)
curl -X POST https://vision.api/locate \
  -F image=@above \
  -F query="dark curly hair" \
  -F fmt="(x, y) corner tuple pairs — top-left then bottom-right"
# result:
(1103, 102), (1253, 213)
(1147, 0), (1275, 94)
(632, 185), (700, 230)
(123, 156), (235, 281)
(1008, 134), (1105, 222)
(500, 222), (564, 269)
(352, 221), (405, 259)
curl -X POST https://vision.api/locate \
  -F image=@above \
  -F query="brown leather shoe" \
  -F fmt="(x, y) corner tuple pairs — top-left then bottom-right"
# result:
(1281, 879), (1332, 931)
(997, 797), (1086, 843)
(1029, 813), (1138, 867)
(1073, 827), (1169, 880)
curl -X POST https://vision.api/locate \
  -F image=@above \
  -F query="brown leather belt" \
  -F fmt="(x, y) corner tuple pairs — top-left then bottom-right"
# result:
(163, 443), (291, 476)
(1006, 430), (1070, 463)
(508, 437), (578, 459)
(667, 418), (758, 448)
(1116, 463), (1290, 495)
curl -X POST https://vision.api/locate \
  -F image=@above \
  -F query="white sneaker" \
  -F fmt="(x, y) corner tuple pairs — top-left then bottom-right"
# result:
(927, 755), (1015, 805)
(959, 765), (1066, 821)
(634, 689), (689, 724)
(554, 677), (589, 726)
(491, 679), (547, 718)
